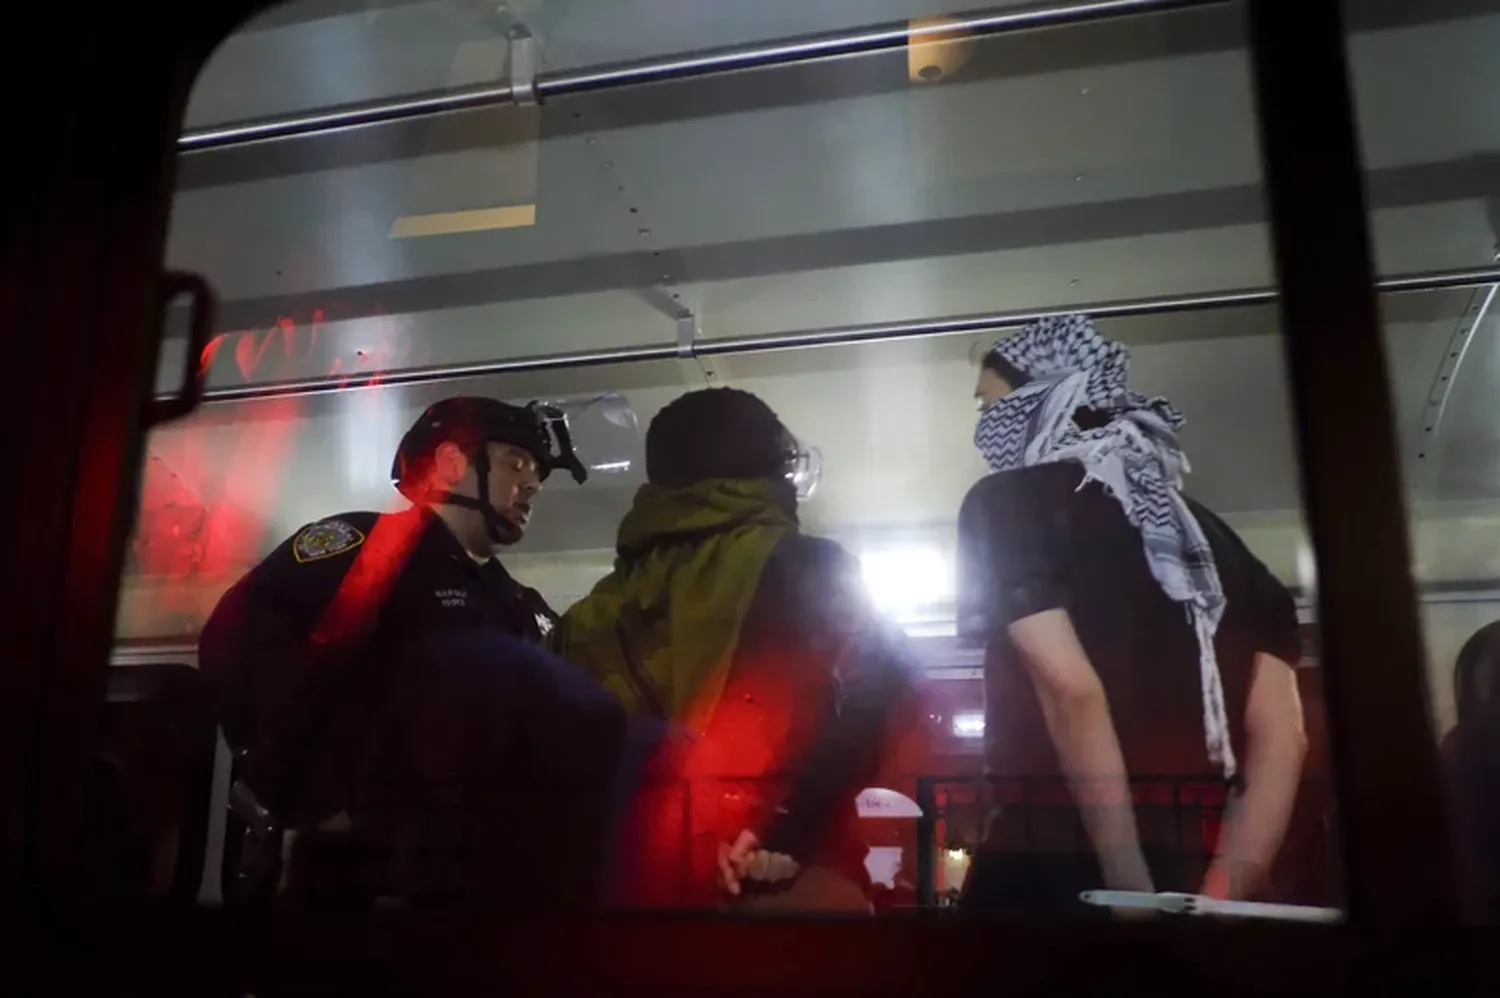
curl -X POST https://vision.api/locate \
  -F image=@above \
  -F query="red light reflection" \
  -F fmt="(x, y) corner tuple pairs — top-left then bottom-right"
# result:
(124, 306), (425, 639)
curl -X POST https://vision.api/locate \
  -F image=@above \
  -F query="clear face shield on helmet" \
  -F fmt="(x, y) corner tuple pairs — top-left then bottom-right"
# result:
(530, 392), (641, 480)
(783, 438), (823, 500)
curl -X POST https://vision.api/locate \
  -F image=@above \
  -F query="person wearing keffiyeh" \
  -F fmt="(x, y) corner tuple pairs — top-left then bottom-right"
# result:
(957, 314), (1308, 909)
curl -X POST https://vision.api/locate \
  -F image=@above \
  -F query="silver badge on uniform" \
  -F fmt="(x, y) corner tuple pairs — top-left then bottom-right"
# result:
(535, 613), (554, 637)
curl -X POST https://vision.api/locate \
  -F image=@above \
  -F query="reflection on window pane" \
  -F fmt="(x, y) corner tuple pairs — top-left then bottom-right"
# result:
(108, 0), (1354, 920)
(1347, 1), (1500, 925)
(187, 1), (1052, 129)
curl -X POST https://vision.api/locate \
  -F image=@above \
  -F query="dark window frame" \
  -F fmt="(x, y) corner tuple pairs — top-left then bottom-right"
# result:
(2, 0), (1468, 990)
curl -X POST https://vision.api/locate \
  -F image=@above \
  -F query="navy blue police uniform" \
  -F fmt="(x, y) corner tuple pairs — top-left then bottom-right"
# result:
(198, 397), (601, 903)
(201, 505), (560, 758)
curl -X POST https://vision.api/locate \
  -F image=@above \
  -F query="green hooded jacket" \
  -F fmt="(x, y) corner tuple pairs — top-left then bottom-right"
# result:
(551, 478), (796, 733)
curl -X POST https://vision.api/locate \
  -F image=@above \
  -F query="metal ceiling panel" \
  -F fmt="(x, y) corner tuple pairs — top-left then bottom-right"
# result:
(166, 11), (1500, 336)
(186, 2), (506, 128)
(188, 1), (1056, 129)
(189, 2), (1498, 133)
(172, 52), (1268, 302)
(156, 199), (1484, 402)
(166, 130), (625, 302)
(691, 225), (1273, 342)
(528, 0), (1036, 74)
(1348, 7), (1500, 170)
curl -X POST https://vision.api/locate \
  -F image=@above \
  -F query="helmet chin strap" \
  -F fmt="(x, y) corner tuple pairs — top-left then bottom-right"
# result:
(429, 446), (521, 548)
(434, 492), (521, 547)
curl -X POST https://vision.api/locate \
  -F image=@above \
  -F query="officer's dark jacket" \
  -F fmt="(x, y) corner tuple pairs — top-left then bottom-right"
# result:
(198, 505), (557, 818)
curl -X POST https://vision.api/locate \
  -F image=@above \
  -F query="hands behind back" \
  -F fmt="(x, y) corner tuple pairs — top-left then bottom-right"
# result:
(717, 830), (800, 897)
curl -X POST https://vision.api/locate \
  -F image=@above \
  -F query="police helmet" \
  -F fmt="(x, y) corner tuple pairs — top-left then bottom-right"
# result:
(391, 396), (588, 544)
(392, 396), (587, 487)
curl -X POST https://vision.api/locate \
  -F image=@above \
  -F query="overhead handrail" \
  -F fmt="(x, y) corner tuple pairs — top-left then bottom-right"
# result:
(178, 0), (1227, 153)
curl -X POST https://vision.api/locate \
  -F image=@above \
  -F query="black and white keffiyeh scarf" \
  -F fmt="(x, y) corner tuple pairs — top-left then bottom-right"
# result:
(973, 313), (1236, 780)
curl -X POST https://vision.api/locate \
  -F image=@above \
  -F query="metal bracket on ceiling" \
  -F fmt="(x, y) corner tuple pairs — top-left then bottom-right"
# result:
(573, 118), (716, 387)
(674, 308), (722, 387)
(507, 24), (540, 106)
(676, 310), (699, 359)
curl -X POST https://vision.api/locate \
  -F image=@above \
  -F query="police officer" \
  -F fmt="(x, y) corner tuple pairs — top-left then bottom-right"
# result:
(199, 395), (591, 902)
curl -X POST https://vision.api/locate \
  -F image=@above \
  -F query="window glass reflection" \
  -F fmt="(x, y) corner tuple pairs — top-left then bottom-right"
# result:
(1346, 0), (1500, 925)
(109, 0), (1358, 920)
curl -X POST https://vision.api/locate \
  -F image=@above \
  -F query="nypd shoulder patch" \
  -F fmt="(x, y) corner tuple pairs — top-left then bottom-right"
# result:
(292, 519), (367, 563)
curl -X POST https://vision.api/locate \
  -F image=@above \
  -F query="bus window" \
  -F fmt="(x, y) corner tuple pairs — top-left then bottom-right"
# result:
(106, 0), (1377, 919)
(1344, 1), (1500, 924)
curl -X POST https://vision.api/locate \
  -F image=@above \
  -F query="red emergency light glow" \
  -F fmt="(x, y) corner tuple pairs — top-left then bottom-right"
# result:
(127, 303), (424, 636)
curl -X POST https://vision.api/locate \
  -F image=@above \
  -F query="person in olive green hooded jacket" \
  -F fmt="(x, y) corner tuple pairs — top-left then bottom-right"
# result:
(552, 388), (922, 910)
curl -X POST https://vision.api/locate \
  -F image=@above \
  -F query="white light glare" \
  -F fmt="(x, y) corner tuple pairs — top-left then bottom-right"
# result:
(951, 712), (985, 739)
(1296, 542), (1318, 594)
(860, 546), (955, 619)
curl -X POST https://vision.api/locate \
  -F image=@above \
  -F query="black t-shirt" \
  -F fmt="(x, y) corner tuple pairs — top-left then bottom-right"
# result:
(1442, 699), (1500, 924)
(956, 462), (1299, 817)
